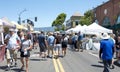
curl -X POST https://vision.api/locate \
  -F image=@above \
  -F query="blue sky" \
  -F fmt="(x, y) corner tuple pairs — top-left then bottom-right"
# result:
(0, 0), (108, 28)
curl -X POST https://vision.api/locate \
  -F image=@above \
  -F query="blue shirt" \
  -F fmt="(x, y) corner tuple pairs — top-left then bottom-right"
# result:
(78, 34), (83, 41)
(100, 39), (114, 60)
(38, 34), (46, 45)
(47, 35), (55, 46)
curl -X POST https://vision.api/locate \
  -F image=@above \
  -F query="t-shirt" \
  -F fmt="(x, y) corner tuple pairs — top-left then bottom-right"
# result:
(5, 33), (20, 49)
(21, 39), (32, 52)
(47, 35), (55, 46)
(100, 39), (114, 60)
(55, 35), (61, 44)
(78, 34), (83, 41)
(38, 34), (46, 45)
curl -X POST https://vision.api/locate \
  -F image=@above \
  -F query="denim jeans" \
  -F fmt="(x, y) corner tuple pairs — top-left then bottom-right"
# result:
(103, 59), (112, 72)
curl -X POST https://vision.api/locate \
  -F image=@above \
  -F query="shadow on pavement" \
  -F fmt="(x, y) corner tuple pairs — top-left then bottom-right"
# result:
(0, 65), (7, 70)
(11, 68), (23, 72)
(17, 57), (21, 60)
(30, 58), (47, 61)
(34, 52), (40, 54)
(91, 64), (104, 68)
(114, 61), (120, 67)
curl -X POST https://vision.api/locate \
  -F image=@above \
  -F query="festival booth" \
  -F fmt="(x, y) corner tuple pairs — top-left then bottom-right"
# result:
(11, 21), (28, 31)
(1, 17), (15, 28)
(0, 19), (6, 62)
(72, 25), (85, 33)
(66, 25), (87, 34)
(66, 28), (75, 34)
(31, 31), (40, 34)
(84, 23), (113, 51)
(84, 22), (113, 34)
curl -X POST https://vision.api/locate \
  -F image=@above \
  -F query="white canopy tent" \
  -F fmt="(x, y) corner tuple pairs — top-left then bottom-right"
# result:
(66, 28), (75, 33)
(31, 31), (40, 34)
(0, 19), (3, 26)
(66, 25), (87, 34)
(11, 21), (28, 30)
(1, 17), (15, 28)
(84, 23), (113, 34)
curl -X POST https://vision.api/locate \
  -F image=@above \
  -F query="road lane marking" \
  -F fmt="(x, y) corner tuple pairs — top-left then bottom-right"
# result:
(53, 58), (60, 72)
(57, 59), (65, 72)
(53, 51), (65, 72)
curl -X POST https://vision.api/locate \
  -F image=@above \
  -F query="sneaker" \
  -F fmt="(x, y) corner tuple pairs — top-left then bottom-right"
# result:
(6, 66), (10, 71)
(10, 59), (13, 65)
(14, 63), (17, 67)
(118, 60), (120, 64)
(54, 55), (59, 59)
(47, 55), (50, 58)
(110, 64), (115, 69)
(20, 66), (25, 70)
(80, 50), (83, 52)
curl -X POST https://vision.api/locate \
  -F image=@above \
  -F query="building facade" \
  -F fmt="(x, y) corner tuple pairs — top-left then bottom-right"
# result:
(94, 0), (120, 27)
(66, 12), (82, 30)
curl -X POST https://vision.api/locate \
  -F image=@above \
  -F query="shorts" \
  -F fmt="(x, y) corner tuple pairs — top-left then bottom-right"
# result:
(116, 48), (120, 52)
(55, 44), (61, 50)
(62, 41), (67, 48)
(20, 50), (30, 57)
(6, 49), (17, 59)
(39, 44), (47, 52)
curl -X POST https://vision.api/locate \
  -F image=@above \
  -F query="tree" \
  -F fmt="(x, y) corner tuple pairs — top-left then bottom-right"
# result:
(4, 26), (9, 33)
(52, 13), (66, 31)
(80, 10), (94, 26)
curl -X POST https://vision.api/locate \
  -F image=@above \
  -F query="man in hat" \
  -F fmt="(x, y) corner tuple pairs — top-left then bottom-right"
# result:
(47, 32), (55, 58)
(99, 33), (114, 72)
(5, 28), (21, 71)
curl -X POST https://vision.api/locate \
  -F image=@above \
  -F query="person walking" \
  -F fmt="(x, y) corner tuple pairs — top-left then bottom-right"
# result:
(54, 32), (62, 58)
(38, 31), (48, 58)
(77, 31), (83, 52)
(99, 33), (114, 72)
(20, 34), (33, 72)
(33, 33), (38, 49)
(5, 28), (21, 71)
(47, 32), (55, 58)
(115, 35), (120, 64)
(61, 34), (68, 57)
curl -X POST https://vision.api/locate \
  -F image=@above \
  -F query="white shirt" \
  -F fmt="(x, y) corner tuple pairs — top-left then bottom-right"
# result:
(21, 39), (32, 52)
(5, 33), (20, 49)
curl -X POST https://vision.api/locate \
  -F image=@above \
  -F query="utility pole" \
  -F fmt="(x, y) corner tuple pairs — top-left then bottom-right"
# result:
(18, 9), (27, 24)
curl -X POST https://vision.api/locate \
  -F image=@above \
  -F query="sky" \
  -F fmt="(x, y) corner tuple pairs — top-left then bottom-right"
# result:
(0, 0), (109, 28)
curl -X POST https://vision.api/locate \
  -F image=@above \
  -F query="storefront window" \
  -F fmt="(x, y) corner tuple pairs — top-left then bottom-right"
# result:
(116, 14), (120, 24)
(102, 17), (110, 26)
(75, 21), (79, 25)
(95, 19), (99, 24)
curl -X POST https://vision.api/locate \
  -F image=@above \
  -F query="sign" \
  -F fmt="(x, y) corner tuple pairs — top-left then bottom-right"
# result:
(0, 45), (6, 62)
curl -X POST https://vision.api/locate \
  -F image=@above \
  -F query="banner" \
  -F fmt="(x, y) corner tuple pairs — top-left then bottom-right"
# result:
(0, 45), (5, 62)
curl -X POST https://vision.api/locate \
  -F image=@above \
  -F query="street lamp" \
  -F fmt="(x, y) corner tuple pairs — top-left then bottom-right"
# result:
(18, 9), (27, 24)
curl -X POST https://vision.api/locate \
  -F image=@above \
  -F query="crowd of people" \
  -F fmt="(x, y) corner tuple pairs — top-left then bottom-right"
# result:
(3, 28), (72, 72)
(1, 27), (120, 72)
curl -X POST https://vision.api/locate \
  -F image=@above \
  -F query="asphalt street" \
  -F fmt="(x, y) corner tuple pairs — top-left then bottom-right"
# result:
(0, 46), (120, 72)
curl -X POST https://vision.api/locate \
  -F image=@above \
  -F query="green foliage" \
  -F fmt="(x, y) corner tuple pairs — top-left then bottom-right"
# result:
(61, 24), (65, 31)
(80, 10), (94, 25)
(52, 13), (66, 31)
(3, 26), (9, 33)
